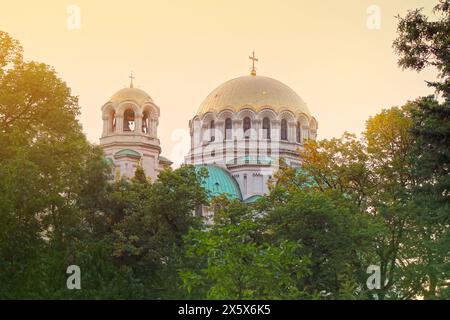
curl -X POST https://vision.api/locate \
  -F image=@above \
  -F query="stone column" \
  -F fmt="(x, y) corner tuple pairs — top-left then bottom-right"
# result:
(202, 122), (209, 145)
(116, 115), (124, 133)
(288, 121), (296, 143)
(302, 125), (309, 142)
(135, 114), (143, 134)
(310, 130), (317, 140)
(271, 120), (281, 160)
(153, 119), (159, 138)
(233, 119), (243, 162)
(272, 119), (281, 141)
(150, 118), (158, 138)
(216, 120), (224, 142)
(102, 115), (109, 137)
(232, 119), (243, 139)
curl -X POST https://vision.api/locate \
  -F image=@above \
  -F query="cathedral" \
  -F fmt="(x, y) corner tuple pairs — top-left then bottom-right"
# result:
(99, 54), (318, 210)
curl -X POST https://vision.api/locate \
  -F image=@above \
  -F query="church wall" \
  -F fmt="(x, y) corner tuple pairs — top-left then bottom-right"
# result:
(229, 165), (273, 200)
(186, 109), (317, 200)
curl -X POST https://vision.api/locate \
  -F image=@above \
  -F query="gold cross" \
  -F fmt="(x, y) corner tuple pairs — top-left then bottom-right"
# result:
(249, 51), (258, 76)
(129, 72), (135, 88)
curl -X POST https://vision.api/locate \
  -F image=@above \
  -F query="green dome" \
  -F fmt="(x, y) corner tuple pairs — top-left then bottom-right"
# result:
(195, 165), (242, 200)
(294, 167), (316, 188)
(114, 149), (141, 159)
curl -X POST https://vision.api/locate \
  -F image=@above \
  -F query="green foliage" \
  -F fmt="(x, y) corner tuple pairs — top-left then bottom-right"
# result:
(393, 0), (450, 99)
(404, 95), (449, 299)
(109, 165), (207, 299)
(181, 197), (311, 299)
(133, 165), (147, 184)
(393, 1), (449, 299)
(0, 30), (91, 298)
(263, 187), (376, 299)
(291, 103), (449, 299)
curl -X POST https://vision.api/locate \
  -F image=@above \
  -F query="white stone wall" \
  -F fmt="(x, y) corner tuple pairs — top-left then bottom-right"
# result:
(185, 108), (318, 199)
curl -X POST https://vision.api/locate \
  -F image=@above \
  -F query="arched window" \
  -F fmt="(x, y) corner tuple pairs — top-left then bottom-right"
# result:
(296, 121), (301, 143)
(142, 111), (149, 134)
(243, 174), (248, 195)
(210, 120), (215, 142)
(225, 118), (232, 140)
(263, 117), (271, 139)
(281, 119), (288, 141)
(123, 109), (135, 132)
(111, 111), (116, 133)
(243, 117), (251, 138)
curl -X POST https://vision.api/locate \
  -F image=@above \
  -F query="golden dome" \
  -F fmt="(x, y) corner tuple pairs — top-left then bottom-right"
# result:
(110, 87), (153, 106)
(197, 75), (310, 116)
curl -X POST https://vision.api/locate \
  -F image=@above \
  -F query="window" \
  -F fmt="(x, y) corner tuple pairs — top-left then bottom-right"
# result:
(281, 119), (288, 141)
(210, 120), (215, 142)
(245, 141), (249, 163)
(263, 117), (271, 139)
(243, 117), (251, 138)
(142, 111), (149, 134)
(225, 118), (232, 140)
(296, 121), (301, 143)
(243, 174), (248, 195)
(123, 109), (135, 132)
(255, 175), (263, 193)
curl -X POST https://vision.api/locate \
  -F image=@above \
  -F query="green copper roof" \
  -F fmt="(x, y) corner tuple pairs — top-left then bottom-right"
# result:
(294, 167), (316, 188)
(103, 157), (114, 165)
(159, 156), (173, 165)
(243, 195), (262, 203)
(195, 165), (242, 200)
(114, 149), (141, 159)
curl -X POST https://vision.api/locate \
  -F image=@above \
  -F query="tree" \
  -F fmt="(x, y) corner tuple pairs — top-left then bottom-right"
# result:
(261, 184), (375, 299)
(287, 133), (371, 207)
(407, 96), (449, 299)
(0, 31), (95, 298)
(393, 0), (449, 99)
(110, 165), (208, 299)
(364, 106), (417, 299)
(393, 0), (449, 299)
(133, 165), (148, 184)
(0, 31), (22, 71)
(288, 106), (431, 299)
(181, 196), (311, 299)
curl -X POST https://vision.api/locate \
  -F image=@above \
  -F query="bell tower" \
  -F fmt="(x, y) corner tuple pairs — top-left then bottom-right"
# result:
(100, 75), (171, 180)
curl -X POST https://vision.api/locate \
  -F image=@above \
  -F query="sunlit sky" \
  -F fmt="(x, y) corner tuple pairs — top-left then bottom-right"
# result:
(0, 0), (438, 165)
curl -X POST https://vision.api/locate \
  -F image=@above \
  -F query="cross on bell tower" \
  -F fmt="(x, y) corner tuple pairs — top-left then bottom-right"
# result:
(129, 72), (135, 88)
(249, 51), (258, 76)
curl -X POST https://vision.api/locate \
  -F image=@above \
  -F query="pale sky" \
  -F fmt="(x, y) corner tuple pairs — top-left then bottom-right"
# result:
(0, 0), (438, 165)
